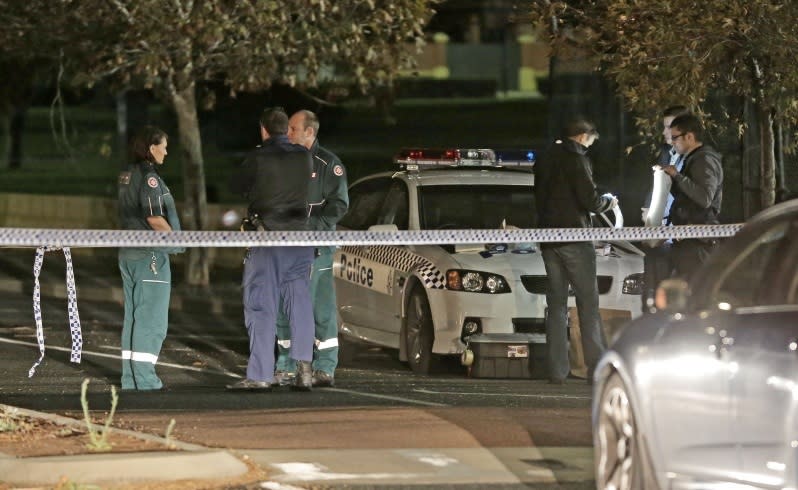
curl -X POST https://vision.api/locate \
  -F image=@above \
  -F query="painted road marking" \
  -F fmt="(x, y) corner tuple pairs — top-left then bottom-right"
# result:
(0, 337), (242, 379)
(325, 387), (448, 407)
(413, 388), (591, 400)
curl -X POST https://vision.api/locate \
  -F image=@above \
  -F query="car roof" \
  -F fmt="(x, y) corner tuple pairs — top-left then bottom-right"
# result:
(746, 198), (798, 226)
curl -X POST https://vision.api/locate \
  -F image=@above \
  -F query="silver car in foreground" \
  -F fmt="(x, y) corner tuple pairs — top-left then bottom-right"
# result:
(593, 199), (798, 489)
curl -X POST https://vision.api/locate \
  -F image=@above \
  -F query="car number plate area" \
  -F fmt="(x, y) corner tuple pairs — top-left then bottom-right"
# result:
(507, 345), (529, 358)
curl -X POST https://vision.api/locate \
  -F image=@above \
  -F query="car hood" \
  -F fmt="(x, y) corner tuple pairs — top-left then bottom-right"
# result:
(447, 243), (547, 275)
(447, 242), (642, 278)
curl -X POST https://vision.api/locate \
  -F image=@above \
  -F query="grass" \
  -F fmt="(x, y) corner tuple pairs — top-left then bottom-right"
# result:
(0, 96), (549, 203)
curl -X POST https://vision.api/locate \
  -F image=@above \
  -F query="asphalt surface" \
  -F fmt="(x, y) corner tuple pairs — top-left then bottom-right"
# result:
(0, 248), (597, 488)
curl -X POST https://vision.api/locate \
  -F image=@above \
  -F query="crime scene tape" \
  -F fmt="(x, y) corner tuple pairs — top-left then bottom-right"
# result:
(6, 223), (743, 377)
(0, 224), (743, 248)
(29, 246), (82, 377)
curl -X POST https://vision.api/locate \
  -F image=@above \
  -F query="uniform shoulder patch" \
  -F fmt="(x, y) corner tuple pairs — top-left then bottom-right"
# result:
(147, 176), (159, 189)
(333, 165), (344, 177)
(118, 171), (131, 185)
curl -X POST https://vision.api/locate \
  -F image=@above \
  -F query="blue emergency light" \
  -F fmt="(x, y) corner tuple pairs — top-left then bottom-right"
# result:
(396, 148), (535, 171)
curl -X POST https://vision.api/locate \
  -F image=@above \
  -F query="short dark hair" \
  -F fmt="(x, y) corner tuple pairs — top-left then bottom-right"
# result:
(663, 105), (690, 119)
(130, 126), (167, 164)
(564, 116), (599, 139)
(670, 113), (704, 141)
(260, 107), (289, 135)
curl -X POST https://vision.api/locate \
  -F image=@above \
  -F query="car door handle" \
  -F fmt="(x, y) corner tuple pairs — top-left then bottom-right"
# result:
(710, 335), (734, 358)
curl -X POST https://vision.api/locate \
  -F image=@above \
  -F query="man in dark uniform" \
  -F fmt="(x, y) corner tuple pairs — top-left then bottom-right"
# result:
(117, 125), (184, 391)
(662, 113), (723, 279)
(275, 109), (349, 388)
(227, 107), (316, 391)
(535, 116), (616, 385)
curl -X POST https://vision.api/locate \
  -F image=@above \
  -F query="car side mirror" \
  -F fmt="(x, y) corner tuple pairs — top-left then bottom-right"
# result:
(654, 278), (689, 312)
(368, 224), (399, 232)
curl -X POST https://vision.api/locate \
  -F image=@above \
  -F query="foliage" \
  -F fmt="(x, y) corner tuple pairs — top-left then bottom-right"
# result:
(1, 0), (438, 285)
(80, 378), (119, 452)
(531, 0), (798, 208)
(0, 407), (26, 432)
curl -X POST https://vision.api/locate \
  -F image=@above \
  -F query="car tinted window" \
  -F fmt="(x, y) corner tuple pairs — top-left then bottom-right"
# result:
(339, 176), (393, 230)
(377, 181), (409, 230)
(418, 184), (536, 230)
(708, 221), (791, 308)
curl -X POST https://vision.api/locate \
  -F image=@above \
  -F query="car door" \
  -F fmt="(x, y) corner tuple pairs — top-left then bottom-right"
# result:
(335, 175), (394, 331)
(722, 220), (798, 487)
(660, 217), (797, 485)
(646, 309), (737, 479)
(361, 180), (410, 334)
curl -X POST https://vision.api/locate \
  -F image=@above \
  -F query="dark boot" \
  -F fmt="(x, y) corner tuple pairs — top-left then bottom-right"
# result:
(292, 361), (313, 391)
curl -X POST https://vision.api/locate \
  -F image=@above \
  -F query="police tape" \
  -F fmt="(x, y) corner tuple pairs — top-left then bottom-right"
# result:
(0, 224), (744, 248)
(8, 223), (743, 377)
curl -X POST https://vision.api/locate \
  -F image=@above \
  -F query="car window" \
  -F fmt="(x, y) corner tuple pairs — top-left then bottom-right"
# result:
(418, 184), (536, 230)
(339, 176), (393, 230)
(707, 221), (791, 308)
(377, 181), (409, 230)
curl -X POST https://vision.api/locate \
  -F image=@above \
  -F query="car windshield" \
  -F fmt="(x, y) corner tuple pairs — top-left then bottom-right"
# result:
(418, 184), (536, 230)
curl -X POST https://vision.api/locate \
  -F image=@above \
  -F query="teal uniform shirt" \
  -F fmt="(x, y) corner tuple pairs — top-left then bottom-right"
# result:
(118, 162), (183, 256)
(307, 141), (349, 248)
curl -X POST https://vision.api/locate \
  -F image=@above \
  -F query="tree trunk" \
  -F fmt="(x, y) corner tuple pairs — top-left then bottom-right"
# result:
(757, 104), (776, 209)
(169, 84), (210, 287)
(115, 91), (128, 170)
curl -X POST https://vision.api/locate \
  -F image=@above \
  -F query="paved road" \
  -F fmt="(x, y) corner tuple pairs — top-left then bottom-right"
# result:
(0, 250), (597, 488)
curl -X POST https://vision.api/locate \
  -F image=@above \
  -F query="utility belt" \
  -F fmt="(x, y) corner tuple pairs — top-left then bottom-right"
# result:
(241, 213), (267, 231)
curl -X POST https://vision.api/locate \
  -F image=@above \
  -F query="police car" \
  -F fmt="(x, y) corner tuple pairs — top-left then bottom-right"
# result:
(334, 148), (645, 375)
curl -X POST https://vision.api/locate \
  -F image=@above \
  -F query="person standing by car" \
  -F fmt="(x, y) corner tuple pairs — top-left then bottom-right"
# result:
(227, 107), (316, 392)
(274, 109), (349, 388)
(117, 126), (184, 391)
(640, 105), (691, 312)
(662, 113), (723, 279)
(535, 116), (617, 385)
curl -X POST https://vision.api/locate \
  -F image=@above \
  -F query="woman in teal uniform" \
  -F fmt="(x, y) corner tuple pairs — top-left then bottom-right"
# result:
(117, 126), (183, 391)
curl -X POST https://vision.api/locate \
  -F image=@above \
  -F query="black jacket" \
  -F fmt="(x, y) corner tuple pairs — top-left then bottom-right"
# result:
(535, 138), (614, 229)
(229, 135), (312, 231)
(669, 144), (723, 226)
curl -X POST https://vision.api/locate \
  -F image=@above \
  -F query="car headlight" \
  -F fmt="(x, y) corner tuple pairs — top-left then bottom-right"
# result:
(446, 270), (511, 293)
(622, 272), (644, 295)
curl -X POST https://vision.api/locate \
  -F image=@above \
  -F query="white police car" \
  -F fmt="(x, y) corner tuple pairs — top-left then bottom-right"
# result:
(334, 148), (645, 375)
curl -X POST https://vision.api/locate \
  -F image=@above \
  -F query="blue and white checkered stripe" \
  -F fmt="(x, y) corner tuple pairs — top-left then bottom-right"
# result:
(0, 225), (743, 248)
(30, 246), (82, 377)
(339, 245), (446, 289)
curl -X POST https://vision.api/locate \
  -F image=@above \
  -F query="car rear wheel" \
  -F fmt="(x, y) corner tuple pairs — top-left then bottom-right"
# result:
(594, 372), (650, 490)
(404, 287), (436, 375)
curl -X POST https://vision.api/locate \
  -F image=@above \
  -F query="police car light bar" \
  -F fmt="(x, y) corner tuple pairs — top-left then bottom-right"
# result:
(396, 148), (535, 171)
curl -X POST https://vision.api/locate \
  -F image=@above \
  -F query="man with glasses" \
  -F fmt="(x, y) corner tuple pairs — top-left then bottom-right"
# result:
(640, 105), (691, 312)
(662, 113), (723, 279)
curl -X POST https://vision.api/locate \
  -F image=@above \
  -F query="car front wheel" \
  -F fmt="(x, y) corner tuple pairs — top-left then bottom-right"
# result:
(594, 372), (651, 490)
(404, 287), (436, 375)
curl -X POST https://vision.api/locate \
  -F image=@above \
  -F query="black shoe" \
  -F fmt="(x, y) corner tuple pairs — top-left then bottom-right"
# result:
(312, 370), (335, 387)
(292, 361), (313, 391)
(226, 378), (272, 391)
